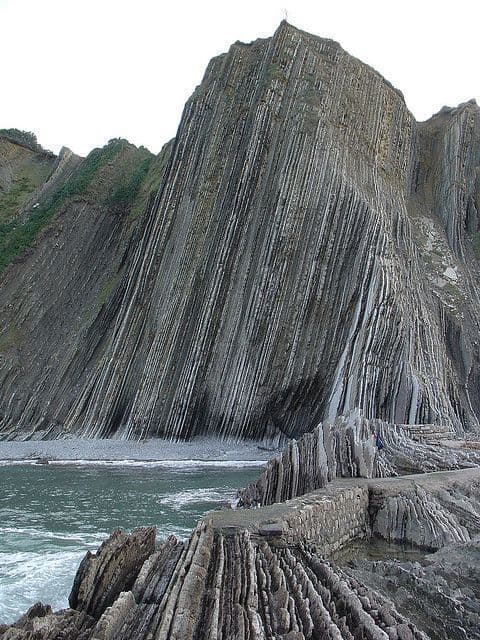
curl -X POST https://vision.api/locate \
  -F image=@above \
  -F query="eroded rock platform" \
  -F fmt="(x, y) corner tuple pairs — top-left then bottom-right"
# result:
(2, 460), (479, 640)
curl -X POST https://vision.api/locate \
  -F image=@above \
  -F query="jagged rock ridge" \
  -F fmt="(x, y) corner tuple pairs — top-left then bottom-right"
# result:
(1, 22), (480, 440)
(237, 412), (480, 507)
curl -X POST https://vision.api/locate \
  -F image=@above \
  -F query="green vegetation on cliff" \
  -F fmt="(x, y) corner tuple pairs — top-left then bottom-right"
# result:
(0, 133), (55, 225)
(107, 155), (153, 210)
(126, 139), (174, 222)
(0, 138), (154, 274)
(0, 176), (35, 223)
(0, 128), (46, 153)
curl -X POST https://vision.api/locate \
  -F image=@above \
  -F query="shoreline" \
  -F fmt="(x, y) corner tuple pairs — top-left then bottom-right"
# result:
(0, 436), (276, 466)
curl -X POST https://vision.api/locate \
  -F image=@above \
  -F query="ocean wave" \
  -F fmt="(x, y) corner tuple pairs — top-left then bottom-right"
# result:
(0, 455), (261, 623)
(0, 458), (266, 468)
(0, 526), (108, 545)
(157, 487), (236, 510)
(0, 526), (192, 624)
(0, 549), (84, 624)
(0, 460), (37, 467)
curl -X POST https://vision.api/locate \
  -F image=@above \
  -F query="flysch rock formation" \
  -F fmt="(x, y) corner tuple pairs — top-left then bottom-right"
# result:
(237, 412), (480, 507)
(2, 436), (480, 640)
(0, 131), (171, 440)
(2, 20), (480, 640)
(346, 538), (480, 640)
(1, 21), (480, 440)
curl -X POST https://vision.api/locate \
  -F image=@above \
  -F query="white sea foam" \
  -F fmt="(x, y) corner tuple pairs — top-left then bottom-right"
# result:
(0, 550), (84, 623)
(157, 487), (236, 510)
(0, 460), (37, 466)
(0, 458), (266, 468)
(0, 451), (264, 624)
(0, 526), (108, 545)
(57, 459), (266, 468)
(0, 524), (194, 624)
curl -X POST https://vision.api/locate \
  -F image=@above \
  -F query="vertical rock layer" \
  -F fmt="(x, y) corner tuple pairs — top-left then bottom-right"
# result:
(1, 22), (480, 439)
(237, 412), (480, 507)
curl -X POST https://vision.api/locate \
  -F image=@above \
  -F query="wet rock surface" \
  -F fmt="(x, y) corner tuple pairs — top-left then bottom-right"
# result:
(345, 538), (480, 640)
(2, 461), (479, 639)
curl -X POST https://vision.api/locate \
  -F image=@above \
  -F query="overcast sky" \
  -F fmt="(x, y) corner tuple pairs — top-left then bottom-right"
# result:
(1, 0), (479, 156)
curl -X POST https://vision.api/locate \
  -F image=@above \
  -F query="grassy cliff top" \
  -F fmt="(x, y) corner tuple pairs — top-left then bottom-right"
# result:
(0, 136), (163, 275)
(0, 129), (54, 156)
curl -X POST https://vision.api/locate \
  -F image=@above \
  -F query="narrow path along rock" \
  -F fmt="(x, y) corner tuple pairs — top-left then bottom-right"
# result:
(3, 463), (479, 639)
(237, 412), (480, 507)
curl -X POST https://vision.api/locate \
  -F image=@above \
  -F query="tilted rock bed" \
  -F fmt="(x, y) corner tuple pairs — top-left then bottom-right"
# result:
(237, 413), (480, 507)
(2, 464), (479, 640)
(3, 23), (480, 442)
(0, 527), (426, 640)
(344, 538), (480, 640)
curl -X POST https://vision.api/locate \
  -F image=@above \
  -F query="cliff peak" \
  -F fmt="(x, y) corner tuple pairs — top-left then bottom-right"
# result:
(1, 24), (480, 441)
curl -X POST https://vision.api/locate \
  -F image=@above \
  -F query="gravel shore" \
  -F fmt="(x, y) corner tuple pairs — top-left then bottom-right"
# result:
(0, 437), (276, 464)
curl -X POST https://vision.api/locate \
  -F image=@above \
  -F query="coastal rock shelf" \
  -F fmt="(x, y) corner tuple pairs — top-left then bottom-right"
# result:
(2, 22), (480, 440)
(238, 412), (480, 507)
(346, 539), (480, 640)
(2, 467), (479, 639)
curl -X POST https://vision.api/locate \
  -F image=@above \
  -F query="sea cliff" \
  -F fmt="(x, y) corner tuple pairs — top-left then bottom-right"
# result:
(1, 22), (480, 441)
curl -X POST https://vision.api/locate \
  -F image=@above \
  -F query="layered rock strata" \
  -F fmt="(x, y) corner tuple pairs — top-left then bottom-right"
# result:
(0, 136), (169, 439)
(237, 413), (480, 507)
(3, 467), (480, 640)
(1, 23), (480, 440)
(69, 527), (156, 618)
(346, 539), (480, 640)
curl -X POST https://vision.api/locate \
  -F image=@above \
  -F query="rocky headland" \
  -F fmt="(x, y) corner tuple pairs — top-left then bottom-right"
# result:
(1, 21), (480, 442)
(1, 19), (480, 640)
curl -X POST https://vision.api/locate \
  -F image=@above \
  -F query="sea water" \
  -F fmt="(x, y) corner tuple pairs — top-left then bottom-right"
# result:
(0, 461), (263, 623)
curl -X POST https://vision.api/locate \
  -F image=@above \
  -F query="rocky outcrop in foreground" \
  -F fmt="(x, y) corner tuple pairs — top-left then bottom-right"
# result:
(2, 22), (480, 440)
(2, 439), (480, 639)
(347, 538), (480, 640)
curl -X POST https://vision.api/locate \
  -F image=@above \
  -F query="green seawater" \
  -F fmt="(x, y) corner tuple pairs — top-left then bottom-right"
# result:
(0, 462), (262, 623)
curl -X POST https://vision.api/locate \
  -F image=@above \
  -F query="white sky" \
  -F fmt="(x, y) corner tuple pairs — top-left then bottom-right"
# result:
(1, 0), (479, 157)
